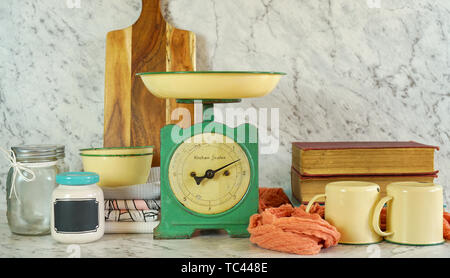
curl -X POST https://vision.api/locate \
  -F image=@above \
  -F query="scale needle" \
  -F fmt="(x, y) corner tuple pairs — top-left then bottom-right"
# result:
(193, 159), (241, 185)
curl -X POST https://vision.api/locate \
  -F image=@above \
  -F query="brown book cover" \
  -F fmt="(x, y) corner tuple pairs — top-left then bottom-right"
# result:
(291, 167), (437, 204)
(292, 141), (439, 151)
(292, 141), (438, 176)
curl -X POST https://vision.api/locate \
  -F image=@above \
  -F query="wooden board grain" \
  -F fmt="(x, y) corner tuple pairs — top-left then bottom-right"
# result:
(166, 24), (196, 127)
(104, 0), (195, 166)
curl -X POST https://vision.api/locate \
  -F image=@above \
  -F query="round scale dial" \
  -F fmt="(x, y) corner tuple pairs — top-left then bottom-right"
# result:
(168, 133), (251, 215)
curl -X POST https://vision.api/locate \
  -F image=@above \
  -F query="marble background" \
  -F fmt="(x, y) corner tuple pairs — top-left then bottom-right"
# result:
(0, 0), (449, 205)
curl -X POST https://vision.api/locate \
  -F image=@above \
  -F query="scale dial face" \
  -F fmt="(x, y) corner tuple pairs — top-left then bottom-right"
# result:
(168, 133), (251, 215)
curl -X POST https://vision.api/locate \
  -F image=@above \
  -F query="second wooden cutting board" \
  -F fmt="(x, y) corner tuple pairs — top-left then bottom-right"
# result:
(104, 0), (195, 166)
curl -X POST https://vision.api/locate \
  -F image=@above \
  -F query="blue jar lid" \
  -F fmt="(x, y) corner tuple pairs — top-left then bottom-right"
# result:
(56, 172), (99, 185)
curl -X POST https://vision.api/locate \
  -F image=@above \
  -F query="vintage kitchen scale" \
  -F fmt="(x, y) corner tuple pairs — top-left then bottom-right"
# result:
(138, 71), (284, 239)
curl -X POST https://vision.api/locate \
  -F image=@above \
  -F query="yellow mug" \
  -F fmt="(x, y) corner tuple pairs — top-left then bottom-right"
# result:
(306, 181), (382, 244)
(372, 182), (444, 246)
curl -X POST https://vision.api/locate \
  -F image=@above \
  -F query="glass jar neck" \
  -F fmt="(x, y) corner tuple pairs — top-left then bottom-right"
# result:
(16, 157), (57, 164)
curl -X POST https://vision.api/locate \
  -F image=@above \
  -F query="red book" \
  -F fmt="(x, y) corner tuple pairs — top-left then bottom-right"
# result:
(292, 141), (438, 176)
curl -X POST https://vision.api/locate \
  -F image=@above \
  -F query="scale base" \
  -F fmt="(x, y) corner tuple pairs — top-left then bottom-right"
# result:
(154, 224), (250, 239)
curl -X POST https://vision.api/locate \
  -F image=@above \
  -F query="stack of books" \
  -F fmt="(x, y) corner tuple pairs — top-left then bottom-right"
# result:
(291, 142), (439, 204)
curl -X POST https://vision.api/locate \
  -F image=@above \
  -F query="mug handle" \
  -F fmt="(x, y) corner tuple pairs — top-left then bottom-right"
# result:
(372, 196), (394, 237)
(305, 194), (326, 213)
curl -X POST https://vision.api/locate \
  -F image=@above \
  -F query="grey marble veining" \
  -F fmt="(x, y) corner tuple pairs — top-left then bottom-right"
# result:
(0, 0), (449, 207)
(0, 198), (447, 258)
(1, 228), (448, 258)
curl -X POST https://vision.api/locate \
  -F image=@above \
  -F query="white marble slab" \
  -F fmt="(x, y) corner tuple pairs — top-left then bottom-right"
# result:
(1, 228), (449, 258)
(0, 199), (447, 258)
(0, 0), (449, 207)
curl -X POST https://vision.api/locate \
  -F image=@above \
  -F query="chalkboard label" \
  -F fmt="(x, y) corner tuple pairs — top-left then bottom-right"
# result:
(54, 198), (99, 234)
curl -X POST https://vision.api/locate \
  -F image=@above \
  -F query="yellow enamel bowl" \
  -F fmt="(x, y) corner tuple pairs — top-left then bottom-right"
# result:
(79, 146), (154, 155)
(137, 71), (286, 99)
(80, 153), (153, 187)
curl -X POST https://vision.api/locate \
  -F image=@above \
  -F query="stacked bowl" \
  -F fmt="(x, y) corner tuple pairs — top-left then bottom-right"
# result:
(80, 146), (154, 187)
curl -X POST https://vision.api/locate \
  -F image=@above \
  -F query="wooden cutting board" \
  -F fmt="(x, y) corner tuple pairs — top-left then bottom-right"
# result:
(104, 0), (195, 166)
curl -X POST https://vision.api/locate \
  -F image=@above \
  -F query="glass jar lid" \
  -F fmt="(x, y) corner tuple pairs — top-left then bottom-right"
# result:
(11, 145), (58, 162)
(55, 145), (65, 159)
(56, 172), (99, 185)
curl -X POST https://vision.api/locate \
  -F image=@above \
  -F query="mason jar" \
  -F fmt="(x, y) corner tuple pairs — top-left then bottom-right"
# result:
(6, 145), (58, 235)
(55, 145), (69, 173)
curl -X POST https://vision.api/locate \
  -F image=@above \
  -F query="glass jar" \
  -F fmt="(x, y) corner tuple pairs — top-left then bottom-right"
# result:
(6, 145), (58, 235)
(52, 172), (104, 244)
(55, 145), (69, 173)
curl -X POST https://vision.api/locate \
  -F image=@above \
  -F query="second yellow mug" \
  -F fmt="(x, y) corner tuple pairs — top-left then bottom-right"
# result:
(372, 182), (444, 246)
(306, 181), (382, 244)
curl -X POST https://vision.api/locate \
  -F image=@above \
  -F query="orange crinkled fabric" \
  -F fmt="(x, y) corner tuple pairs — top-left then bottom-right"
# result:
(258, 188), (291, 212)
(248, 204), (340, 255)
(444, 212), (450, 240)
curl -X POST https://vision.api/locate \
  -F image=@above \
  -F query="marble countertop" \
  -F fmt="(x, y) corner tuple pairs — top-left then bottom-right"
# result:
(0, 201), (448, 258)
(1, 229), (449, 258)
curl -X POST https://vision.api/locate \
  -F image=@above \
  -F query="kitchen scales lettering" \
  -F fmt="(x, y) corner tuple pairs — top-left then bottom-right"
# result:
(138, 71), (284, 239)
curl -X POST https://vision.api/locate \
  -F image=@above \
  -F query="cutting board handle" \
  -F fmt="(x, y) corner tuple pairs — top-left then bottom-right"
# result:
(135, 0), (163, 26)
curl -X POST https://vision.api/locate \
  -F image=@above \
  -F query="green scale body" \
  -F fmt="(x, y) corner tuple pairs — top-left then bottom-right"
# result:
(154, 101), (259, 239)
